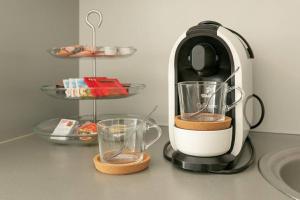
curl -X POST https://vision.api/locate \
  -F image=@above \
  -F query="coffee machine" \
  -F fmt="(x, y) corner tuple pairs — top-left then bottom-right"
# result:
(163, 21), (264, 173)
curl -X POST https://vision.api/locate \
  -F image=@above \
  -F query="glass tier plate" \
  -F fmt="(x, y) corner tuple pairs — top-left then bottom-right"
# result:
(33, 114), (156, 145)
(48, 45), (136, 58)
(41, 83), (145, 100)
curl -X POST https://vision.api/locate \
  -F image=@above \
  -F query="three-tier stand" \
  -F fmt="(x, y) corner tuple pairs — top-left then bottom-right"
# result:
(34, 10), (145, 145)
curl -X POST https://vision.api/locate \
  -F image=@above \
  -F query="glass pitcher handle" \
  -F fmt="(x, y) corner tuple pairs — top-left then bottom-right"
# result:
(144, 121), (162, 150)
(226, 86), (244, 112)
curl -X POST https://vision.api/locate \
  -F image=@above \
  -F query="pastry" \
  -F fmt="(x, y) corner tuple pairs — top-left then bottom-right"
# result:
(72, 50), (94, 57)
(56, 49), (71, 57)
(55, 45), (83, 57)
(77, 122), (97, 142)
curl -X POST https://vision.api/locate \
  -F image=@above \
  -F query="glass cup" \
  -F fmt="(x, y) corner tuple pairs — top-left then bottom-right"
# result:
(97, 118), (162, 164)
(178, 81), (243, 122)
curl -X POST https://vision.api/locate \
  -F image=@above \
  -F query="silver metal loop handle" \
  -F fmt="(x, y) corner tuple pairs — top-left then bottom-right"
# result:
(86, 10), (103, 29)
(85, 10), (103, 47)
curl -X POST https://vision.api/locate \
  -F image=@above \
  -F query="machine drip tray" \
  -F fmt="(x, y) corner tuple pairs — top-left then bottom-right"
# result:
(163, 137), (254, 173)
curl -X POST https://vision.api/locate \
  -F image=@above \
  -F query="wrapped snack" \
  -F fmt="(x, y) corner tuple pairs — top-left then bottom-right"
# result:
(84, 77), (128, 97)
(51, 119), (78, 141)
(79, 88), (93, 97)
(74, 78), (81, 97)
(84, 77), (107, 96)
(63, 79), (72, 97)
(102, 78), (128, 96)
(62, 77), (128, 98)
(63, 78), (94, 98)
(69, 78), (77, 98)
(76, 78), (92, 97)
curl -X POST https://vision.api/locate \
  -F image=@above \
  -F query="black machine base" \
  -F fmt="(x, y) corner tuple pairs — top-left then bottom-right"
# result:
(163, 137), (255, 174)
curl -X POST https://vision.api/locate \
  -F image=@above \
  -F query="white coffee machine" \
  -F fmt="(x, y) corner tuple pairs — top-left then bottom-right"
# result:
(163, 21), (264, 173)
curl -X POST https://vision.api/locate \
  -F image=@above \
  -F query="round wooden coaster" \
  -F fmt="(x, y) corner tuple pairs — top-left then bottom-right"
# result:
(93, 153), (151, 175)
(175, 115), (232, 131)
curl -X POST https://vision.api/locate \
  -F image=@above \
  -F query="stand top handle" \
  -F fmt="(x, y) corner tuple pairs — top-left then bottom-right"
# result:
(85, 10), (103, 47)
(85, 10), (103, 30)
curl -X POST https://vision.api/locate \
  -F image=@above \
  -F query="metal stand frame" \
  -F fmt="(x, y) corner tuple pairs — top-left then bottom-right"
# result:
(85, 10), (103, 122)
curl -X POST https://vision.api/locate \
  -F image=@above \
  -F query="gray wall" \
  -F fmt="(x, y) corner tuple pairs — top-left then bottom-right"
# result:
(0, 0), (79, 141)
(80, 0), (300, 134)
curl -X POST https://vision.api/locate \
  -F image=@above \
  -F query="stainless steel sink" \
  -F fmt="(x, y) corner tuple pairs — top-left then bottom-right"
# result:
(259, 147), (300, 200)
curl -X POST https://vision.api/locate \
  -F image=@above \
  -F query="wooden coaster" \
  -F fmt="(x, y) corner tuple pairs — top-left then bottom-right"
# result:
(175, 115), (232, 131)
(93, 153), (151, 175)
